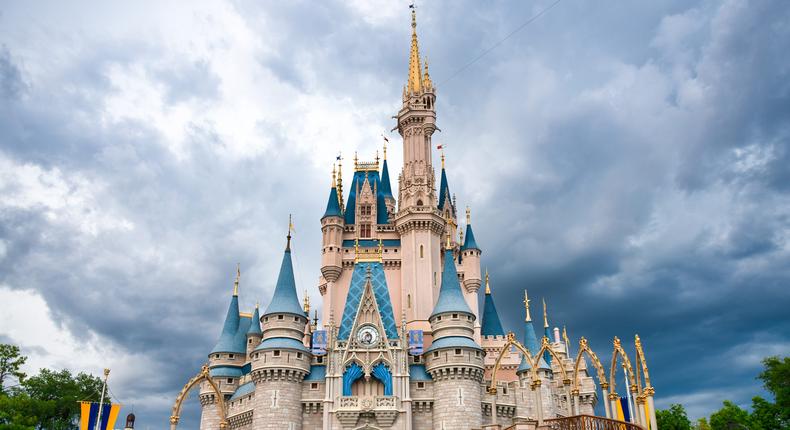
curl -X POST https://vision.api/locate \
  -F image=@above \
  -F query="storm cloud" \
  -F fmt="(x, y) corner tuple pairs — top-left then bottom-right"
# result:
(1, 0), (788, 427)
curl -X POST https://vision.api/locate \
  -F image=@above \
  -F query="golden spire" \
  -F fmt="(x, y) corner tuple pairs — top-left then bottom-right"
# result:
(440, 149), (445, 169)
(331, 164), (336, 187)
(485, 269), (491, 294)
(543, 298), (549, 328)
(383, 141), (387, 160)
(233, 263), (240, 296)
(376, 150), (380, 164)
(303, 290), (310, 314)
(337, 154), (344, 209)
(562, 325), (571, 354)
(423, 57), (433, 90)
(523, 289), (532, 322)
(466, 206), (471, 224)
(407, 8), (422, 93)
(255, 301), (259, 309)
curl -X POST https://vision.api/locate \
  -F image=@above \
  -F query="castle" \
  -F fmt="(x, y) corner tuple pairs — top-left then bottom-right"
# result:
(174, 9), (657, 430)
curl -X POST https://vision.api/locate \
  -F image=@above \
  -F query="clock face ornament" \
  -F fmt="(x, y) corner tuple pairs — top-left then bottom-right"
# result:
(357, 325), (379, 347)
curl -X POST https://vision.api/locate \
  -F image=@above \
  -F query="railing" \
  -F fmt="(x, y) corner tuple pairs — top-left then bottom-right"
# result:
(544, 415), (643, 430)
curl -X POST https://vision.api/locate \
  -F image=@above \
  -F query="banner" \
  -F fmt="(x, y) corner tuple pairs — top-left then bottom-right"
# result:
(79, 402), (120, 430)
(619, 396), (631, 422)
(408, 330), (423, 355)
(312, 330), (327, 355)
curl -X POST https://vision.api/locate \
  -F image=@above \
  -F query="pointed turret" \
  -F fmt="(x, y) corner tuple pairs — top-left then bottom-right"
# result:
(431, 247), (474, 318)
(323, 165), (342, 218)
(210, 268), (242, 354)
(480, 270), (504, 337)
(437, 153), (453, 213)
(462, 207), (479, 251)
(247, 304), (262, 335)
(380, 145), (394, 200)
(407, 8), (422, 94)
(263, 233), (305, 318)
(517, 289), (550, 374)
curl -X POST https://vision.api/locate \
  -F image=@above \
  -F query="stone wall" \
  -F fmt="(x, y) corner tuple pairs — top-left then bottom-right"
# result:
(432, 378), (482, 430)
(199, 398), (221, 430)
(252, 380), (302, 430)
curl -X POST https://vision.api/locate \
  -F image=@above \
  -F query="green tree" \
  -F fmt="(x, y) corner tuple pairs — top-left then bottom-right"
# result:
(21, 369), (104, 430)
(696, 418), (712, 430)
(758, 356), (789, 424)
(656, 403), (692, 430)
(750, 396), (783, 430)
(710, 401), (753, 430)
(0, 344), (27, 394)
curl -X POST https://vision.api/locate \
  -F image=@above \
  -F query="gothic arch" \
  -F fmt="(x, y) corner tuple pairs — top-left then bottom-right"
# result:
(170, 365), (228, 430)
(608, 336), (636, 395)
(572, 337), (607, 392)
(633, 335), (652, 392)
(534, 336), (569, 384)
(488, 332), (538, 394)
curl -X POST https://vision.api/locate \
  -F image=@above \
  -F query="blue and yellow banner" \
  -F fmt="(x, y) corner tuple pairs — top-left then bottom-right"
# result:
(79, 402), (120, 430)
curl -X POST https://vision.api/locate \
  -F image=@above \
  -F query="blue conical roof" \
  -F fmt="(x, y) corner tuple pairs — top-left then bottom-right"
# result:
(437, 167), (452, 212)
(247, 306), (262, 335)
(380, 159), (393, 198)
(211, 294), (241, 354)
(430, 249), (474, 318)
(543, 325), (553, 365)
(323, 185), (342, 218)
(481, 290), (504, 337)
(263, 239), (305, 317)
(462, 223), (479, 250)
(517, 317), (550, 373)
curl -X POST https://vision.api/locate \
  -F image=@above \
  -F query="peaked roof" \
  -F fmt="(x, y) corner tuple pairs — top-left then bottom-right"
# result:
(337, 262), (398, 340)
(263, 239), (304, 317)
(246, 306), (261, 336)
(437, 167), (452, 213)
(517, 318), (551, 373)
(481, 289), (505, 337)
(323, 185), (342, 218)
(430, 249), (474, 318)
(210, 294), (241, 354)
(380, 159), (393, 199)
(462, 223), (479, 250)
(343, 170), (389, 225)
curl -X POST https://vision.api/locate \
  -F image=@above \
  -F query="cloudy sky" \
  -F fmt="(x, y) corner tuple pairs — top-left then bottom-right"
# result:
(1, 0), (789, 427)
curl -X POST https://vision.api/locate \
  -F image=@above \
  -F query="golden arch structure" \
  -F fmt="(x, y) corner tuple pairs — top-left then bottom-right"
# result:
(170, 365), (228, 430)
(488, 333), (658, 430)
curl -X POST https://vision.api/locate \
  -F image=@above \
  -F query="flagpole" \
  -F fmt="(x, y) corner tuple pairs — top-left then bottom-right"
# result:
(622, 364), (634, 423)
(95, 368), (110, 430)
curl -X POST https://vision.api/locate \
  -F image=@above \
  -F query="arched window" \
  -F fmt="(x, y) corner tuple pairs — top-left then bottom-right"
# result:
(417, 199), (423, 207)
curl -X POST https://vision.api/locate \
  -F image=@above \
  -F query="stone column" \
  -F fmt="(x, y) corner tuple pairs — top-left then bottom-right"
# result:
(609, 392), (619, 421)
(571, 389), (579, 416)
(491, 385), (498, 426)
(637, 396), (648, 428)
(646, 388), (658, 430)
(533, 381), (543, 425)
(601, 384), (611, 419)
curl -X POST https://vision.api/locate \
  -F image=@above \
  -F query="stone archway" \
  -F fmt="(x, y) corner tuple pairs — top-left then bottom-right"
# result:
(170, 365), (228, 430)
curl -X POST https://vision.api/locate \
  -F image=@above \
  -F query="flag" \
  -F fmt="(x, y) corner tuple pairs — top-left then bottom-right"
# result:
(80, 402), (120, 430)
(311, 330), (327, 355)
(619, 397), (631, 422)
(381, 134), (389, 143)
(409, 3), (415, 9)
(436, 144), (443, 150)
(644, 401), (651, 430)
(408, 330), (423, 355)
(336, 153), (341, 161)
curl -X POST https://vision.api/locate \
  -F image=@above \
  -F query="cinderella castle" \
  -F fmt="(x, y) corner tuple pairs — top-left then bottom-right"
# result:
(171, 9), (659, 430)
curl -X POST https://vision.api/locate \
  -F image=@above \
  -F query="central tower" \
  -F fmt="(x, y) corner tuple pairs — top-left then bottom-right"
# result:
(394, 9), (446, 335)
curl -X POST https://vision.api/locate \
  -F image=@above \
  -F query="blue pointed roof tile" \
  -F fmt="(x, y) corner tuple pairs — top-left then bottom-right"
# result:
(430, 250), (474, 318)
(246, 306), (261, 336)
(263, 241), (305, 318)
(517, 318), (551, 373)
(437, 167), (452, 212)
(380, 159), (393, 199)
(462, 223), (479, 250)
(323, 185), (342, 218)
(210, 294), (241, 354)
(481, 290), (505, 337)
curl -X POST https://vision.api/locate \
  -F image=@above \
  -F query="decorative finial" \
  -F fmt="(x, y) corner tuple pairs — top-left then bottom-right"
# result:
(441, 150), (445, 169)
(376, 150), (380, 164)
(466, 206), (471, 224)
(354, 151), (358, 168)
(407, 4), (422, 94)
(303, 290), (310, 314)
(313, 309), (319, 329)
(233, 263), (240, 296)
(332, 164), (336, 188)
(383, 141), (387, 160)
(286, 214), (293, 251)
(523, 290), (532, 322)
(337, 154), (344, 209)
(255, 301), (259, 309)
(543, 298), (549, 328)
(485, 269), (490, 294)
(563, 325), (571, 355)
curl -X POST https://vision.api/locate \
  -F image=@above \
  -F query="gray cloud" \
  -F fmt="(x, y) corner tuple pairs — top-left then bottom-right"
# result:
(0, 0), (788, 427)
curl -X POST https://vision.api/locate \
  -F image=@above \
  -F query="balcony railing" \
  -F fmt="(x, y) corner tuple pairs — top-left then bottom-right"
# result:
(544, 415), (644, 430)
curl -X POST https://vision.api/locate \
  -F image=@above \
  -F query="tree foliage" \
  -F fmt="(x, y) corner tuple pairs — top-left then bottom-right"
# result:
(0, 344), (27, 394)
(709, 401), (753, 430)
(657, 403), (693, 430)
(0, 344), (107, 430)
(758, 356), (789, 424)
